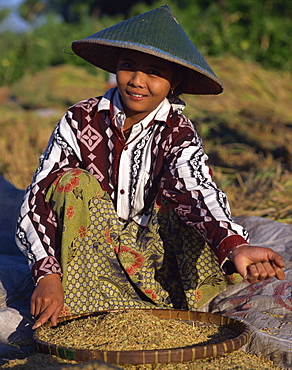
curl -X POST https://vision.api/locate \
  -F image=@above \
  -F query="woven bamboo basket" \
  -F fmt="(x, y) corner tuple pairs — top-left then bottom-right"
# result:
(34, 308), (250, 365)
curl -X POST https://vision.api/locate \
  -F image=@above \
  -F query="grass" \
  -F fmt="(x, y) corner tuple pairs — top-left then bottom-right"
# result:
(0, 57), (291, 223)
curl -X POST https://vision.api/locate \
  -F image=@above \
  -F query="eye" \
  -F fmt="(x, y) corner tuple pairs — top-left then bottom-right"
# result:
(117, 60), (134, 71)
(148, 69), (160, 76)
(123, 62), (133, 69)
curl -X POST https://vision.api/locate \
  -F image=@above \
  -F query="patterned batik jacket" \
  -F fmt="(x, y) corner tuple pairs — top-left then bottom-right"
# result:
(16, 88), (249, 284)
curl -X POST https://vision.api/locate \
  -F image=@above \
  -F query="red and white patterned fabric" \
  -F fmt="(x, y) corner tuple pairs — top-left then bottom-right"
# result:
(16, 88), (249, 284)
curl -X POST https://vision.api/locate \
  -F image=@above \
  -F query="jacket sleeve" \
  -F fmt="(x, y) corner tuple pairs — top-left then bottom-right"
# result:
(158, 114), (249, 267)
(15, 108), (83, 285)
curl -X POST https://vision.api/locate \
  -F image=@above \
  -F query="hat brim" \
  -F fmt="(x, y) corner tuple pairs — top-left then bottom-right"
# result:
(72, 39), (224, 95)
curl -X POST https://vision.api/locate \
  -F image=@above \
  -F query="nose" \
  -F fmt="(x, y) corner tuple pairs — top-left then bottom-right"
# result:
(129, 70), (146, 88)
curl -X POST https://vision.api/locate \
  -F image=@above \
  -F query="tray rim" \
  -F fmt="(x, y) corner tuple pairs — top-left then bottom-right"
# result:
(33, 308), (251, 365)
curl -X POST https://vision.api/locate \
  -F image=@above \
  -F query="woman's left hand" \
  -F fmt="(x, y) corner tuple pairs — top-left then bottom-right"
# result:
(228, 245), (286, 283)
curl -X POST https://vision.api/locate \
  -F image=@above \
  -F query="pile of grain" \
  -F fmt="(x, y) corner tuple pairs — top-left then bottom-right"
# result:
(1, 309), (281, 370)
(37, 310), (237, 351)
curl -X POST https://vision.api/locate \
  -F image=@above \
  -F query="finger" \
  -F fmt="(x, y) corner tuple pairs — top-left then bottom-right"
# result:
(30, 299), (36, 317)
(31, 296), (44, 317)
(31, 297), (51, 319)
(32, 310), (52, 329)
(261, 261), (276, 279)
(271, 261), (286, 280)
(32, 303), (58, 330)
(32, 296), (64, 330)
(245, 264), (260, 283)
(272, 255), (286, 268)
(252, 262), (271, 281)
(246, 263), (269, 283)
(32, 318), (44, 330)
(50, 303), (64, 327)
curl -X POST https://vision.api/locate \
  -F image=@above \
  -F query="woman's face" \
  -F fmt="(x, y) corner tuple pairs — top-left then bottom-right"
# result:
(116, 49), (175, 121)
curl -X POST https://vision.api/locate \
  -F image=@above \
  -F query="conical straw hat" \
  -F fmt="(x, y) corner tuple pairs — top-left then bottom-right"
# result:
(72, 5), (223, 95)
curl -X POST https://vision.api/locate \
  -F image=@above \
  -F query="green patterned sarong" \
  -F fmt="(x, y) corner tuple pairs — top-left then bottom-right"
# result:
(46, 169), (241, 316)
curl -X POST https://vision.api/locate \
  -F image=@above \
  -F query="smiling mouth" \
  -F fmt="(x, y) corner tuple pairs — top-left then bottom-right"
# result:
(127, 92), (147, 98)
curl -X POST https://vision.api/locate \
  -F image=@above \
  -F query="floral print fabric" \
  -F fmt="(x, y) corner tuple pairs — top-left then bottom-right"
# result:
(47, 169), (241, 316)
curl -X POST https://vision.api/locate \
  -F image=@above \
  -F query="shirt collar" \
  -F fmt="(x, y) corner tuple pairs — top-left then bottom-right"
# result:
(98, 87), (121, 114)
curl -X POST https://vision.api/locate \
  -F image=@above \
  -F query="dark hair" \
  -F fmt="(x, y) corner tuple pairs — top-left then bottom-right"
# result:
(170, 64), (188, 96)
(166, 64), (187, 103)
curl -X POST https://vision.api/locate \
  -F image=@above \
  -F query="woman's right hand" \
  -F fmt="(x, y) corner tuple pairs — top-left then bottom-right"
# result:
(31, 273), (64, 329)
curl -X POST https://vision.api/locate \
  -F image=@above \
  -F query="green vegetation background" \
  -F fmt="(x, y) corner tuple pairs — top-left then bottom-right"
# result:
(1, 0), (291, 85)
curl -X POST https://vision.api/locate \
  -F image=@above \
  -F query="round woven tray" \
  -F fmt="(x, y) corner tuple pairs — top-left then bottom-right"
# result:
(34, 308), (250, 365)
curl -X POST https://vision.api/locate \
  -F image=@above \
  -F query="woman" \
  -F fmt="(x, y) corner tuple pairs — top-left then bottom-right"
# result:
(16, 5), (285, 330)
